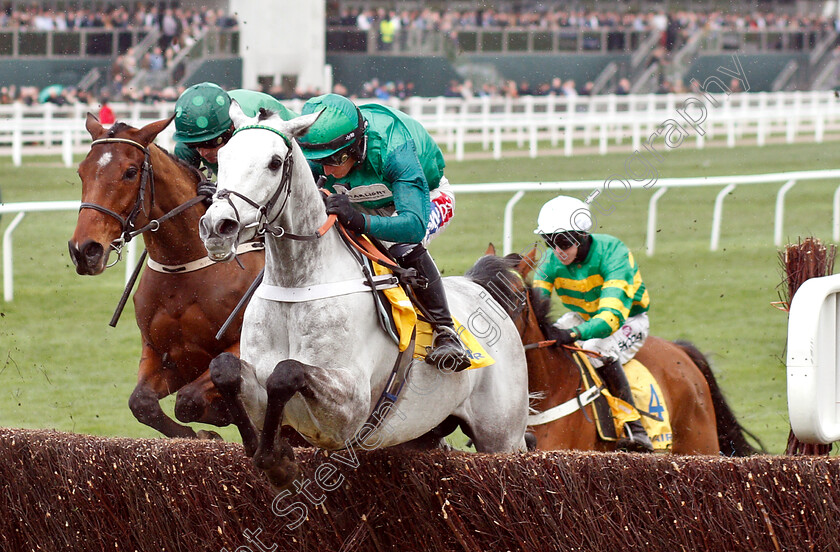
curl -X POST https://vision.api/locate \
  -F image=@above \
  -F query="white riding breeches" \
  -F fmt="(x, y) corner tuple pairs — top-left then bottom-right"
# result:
(553, 312), (650, 368)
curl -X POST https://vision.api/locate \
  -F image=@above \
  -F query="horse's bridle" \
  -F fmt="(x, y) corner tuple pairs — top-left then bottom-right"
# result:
(214, 124), (331, 242)
(79, 137), (156, 266)
(80, 137), (213, 266)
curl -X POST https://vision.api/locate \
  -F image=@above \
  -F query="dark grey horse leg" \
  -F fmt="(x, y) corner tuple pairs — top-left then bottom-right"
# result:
(253, 359), (308, 491)
(129, 384), (198, 439)
(209, 352), (259, 456)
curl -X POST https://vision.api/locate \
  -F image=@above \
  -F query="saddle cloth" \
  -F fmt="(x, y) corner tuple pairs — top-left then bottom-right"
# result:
(574, 351), (673, 452)
(370, 259), (495, 370)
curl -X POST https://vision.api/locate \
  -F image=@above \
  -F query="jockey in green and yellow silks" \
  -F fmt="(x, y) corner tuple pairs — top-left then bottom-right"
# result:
(173, 82), (298, 178)
(296, 93), (470, 373)
(533, 195), (654, 453)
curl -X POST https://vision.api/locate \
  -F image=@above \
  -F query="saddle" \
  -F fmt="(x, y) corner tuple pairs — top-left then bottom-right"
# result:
(339, 229), (494, 370)
(572, 351), (673, 452)
(368, 256), (495, 370)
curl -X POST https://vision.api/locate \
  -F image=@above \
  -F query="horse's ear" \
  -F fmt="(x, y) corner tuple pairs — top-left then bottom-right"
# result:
(516, 246), (540, 279)
(283, 111), (322, 139)
(135, 114), (175, 146)
(85, 112), (104, 139)
(229, 99), (250, 128)
(485, 243), (496, 256)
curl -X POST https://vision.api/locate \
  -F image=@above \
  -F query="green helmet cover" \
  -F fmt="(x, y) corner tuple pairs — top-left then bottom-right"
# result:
(173, 82), (232, 144)
(298, 94), (362, 160)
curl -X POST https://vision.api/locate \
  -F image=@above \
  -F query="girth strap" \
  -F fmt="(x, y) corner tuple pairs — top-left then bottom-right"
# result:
(255, 274), (398, 303)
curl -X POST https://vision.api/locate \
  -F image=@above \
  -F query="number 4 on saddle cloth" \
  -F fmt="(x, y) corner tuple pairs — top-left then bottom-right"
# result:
(569, 351), (673, 452)
(368, 258), (495, 371)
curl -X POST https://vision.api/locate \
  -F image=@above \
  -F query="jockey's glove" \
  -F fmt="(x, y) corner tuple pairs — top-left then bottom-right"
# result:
(325, 193), (366, 233)
(546, 326), (578, 346)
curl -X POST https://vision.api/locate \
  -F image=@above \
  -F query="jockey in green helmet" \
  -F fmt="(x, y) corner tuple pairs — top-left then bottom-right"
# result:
(533, 195), (654, 453)
(297, 93), (471, 373)
(173, 82), (298, 178)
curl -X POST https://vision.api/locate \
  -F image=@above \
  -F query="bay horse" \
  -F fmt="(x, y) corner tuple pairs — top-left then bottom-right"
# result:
(68, 114), (265, 439)
(468, 246), (759, 456)
(198, 105), (529, 490)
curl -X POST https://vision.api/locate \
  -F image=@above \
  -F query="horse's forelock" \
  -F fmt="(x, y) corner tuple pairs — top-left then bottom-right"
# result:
(106, 122), (132, 138)
(257, 108), (276, 122)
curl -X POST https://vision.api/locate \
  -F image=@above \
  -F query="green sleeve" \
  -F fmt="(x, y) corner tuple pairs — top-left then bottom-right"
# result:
(573, 243), (636, 340)
(532, 252), (556, 297)
(365, 141), (429, 243)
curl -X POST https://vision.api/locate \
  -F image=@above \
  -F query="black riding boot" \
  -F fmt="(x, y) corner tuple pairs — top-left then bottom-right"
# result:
(391, 244), (471, 372)
(598, 357), (654, 453)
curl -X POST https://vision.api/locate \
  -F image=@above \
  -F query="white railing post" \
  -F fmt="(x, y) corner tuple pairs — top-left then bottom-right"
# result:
(503, 191), (526, 256)
(774, 179), (797, 247)
(3, 212), (25, 302)
(62, 129), (73, 167)
(529, 123), (537, 158)
(646, 187), (668, 257)
(710, 183), (736, 251)
(12, 128), (22, 167)
(125, 238), (139, 285)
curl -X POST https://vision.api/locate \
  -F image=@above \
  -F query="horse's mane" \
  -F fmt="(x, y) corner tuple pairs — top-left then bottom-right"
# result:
(464, 254), (525, 318)
(528, 287), (554, 336)
(466, 252), (556, 335)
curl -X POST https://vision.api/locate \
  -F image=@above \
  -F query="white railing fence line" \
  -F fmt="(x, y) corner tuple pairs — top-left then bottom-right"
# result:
(0, 200), (138, 301)
(3, 168), (840, 301)
(1, 90), (839, 166)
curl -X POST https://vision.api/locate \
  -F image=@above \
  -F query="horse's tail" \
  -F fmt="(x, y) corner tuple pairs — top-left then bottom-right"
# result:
(674, 340), (766, 456)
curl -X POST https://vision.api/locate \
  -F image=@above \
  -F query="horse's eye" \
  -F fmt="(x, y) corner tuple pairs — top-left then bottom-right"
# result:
(123, 166), (139, 180)
(268, 155), (283, 172)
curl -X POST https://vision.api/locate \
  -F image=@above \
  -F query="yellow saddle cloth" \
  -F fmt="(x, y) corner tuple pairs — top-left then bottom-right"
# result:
(575, 352), (673, 452)
(371, 261), (495, 370)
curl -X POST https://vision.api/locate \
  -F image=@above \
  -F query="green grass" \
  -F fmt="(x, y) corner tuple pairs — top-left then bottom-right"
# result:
(2, 141), (837, 454)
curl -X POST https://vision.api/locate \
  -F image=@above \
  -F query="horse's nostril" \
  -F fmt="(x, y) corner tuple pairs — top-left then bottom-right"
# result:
(82, 241), (105, 263)
(218, 219), (239, 237)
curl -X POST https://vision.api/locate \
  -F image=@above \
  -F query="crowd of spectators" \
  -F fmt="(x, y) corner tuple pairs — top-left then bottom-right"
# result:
(1, 5), (238, 88)
(0, 4), (802, 106)
(0, 4), (238, 32)
(331, 7), (837, 34)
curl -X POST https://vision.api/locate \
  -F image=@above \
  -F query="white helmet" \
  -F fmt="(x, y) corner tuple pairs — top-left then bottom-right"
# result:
(534, 196), (593, 235)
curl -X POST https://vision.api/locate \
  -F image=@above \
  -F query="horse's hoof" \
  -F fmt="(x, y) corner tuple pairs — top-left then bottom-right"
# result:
(196, 430), (224, 441)
(261, 457), (302, 493)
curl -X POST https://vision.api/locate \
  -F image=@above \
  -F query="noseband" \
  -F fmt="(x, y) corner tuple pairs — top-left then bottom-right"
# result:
(80, 137), (156, 247)
(214, 124), (307, 240)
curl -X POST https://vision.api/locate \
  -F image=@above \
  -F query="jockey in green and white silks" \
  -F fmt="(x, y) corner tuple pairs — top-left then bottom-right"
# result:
(173, 82), (298, 178)
(533, 195), (654, 453)
(296, 93), (470, 372)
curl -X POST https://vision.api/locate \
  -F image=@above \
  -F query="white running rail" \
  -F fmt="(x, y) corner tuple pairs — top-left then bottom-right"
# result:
(4, 169), (840, 301)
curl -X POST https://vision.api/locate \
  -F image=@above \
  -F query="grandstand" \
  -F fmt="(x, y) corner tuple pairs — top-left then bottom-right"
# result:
(0, 0), (837, 100)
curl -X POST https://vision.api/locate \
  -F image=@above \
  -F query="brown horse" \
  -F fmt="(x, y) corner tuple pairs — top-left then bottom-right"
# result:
(468, 246), (759, 456)
(68, 114), (266, 439)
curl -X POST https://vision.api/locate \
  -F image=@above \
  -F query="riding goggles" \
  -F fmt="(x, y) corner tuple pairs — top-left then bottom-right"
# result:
(312, 149), (352, 167)
(187, 128), (233, 150)
(541, 232), (582, 250)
